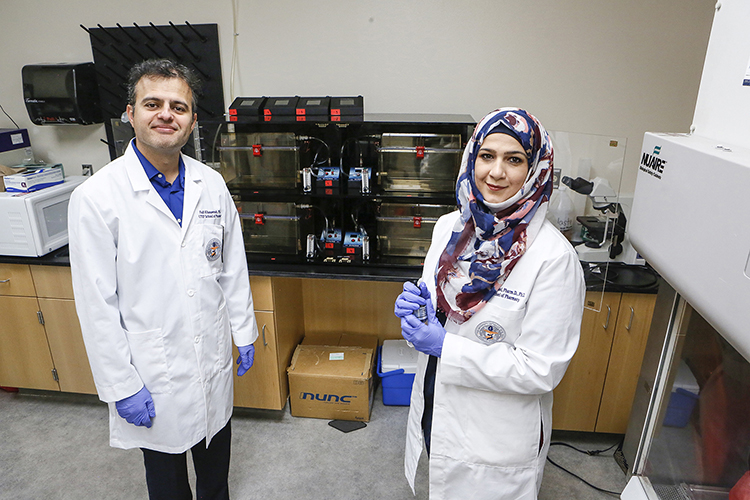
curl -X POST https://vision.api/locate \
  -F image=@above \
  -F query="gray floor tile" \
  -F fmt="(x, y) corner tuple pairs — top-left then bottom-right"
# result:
(0, 388), (626, 499)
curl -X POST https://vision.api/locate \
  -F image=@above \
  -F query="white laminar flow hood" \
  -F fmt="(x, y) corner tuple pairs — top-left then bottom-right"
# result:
(629, 132), (750, 361)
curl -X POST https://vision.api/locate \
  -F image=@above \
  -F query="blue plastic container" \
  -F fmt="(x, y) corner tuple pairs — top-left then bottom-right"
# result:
(663, 388), (699, 428)
(377, 346), (416, 406)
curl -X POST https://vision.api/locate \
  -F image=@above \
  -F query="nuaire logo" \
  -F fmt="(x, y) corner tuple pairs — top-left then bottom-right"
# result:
(300, 392), (356, 404)
(639, 146), (666, 180)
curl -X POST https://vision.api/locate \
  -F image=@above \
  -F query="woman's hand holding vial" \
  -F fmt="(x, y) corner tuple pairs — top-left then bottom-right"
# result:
(395, 281), (446, 357)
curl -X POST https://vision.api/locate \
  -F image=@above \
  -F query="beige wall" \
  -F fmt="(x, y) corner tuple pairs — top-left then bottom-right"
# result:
(0, 0), (715, 194)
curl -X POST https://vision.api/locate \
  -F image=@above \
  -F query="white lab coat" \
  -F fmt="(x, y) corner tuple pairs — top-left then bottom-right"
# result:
(68, 143), (258, 453)
(404, 211), (585, 500)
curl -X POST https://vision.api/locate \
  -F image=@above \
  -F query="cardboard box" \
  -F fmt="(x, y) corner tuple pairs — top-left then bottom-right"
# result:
(301, 332), (379, 352)
(0, 165), (26, 192)
(288, 336), (376, 422)
(3, 167), (63, 193)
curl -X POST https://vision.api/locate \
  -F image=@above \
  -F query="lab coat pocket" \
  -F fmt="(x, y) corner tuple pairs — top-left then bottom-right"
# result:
(125, 328), (172, 394)
(200, 224), (225, 278)
(215, 302), (232, 372)
(460, 301), (525, 347)
(201, 301), (232, 380)
(458, 390), (540, 467)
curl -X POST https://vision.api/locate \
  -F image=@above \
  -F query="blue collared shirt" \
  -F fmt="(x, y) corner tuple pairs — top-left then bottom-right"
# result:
(132, 141), (185, 226)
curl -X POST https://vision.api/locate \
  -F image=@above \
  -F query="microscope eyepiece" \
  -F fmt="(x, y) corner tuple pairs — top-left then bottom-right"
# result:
(561, 176), (593, 195)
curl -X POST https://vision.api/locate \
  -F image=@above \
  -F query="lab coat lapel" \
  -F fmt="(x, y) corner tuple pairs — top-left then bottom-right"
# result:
(181, 156), (204, 238)
(123, 145), (180, 224)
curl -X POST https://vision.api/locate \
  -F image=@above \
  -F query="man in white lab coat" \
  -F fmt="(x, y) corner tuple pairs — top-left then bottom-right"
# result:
(68, 59), (258, 500)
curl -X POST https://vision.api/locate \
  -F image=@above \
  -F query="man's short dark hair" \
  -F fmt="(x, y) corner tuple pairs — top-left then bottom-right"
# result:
(127, 59), (201, 113)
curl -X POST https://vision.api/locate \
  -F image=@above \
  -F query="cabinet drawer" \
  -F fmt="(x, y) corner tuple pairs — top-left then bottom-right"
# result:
(0, 264), (36, 297)
(31, 265), (74, 299)
(250, 276), (274, 311)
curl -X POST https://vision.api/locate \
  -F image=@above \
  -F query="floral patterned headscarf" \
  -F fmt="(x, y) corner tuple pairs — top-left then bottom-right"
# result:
(435, 108), (554, 324)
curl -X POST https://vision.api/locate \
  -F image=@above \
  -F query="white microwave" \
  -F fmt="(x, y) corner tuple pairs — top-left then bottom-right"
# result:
(0, 176), (87, 257)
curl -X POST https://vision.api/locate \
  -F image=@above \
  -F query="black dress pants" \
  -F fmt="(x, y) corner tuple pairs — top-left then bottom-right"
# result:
(421, 309), (447, 456)
(421, 354), (438, 455)
(141, 420), (231, 500)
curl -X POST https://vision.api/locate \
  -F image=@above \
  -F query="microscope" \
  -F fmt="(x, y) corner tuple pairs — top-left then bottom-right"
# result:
(562, 176), (641, 264)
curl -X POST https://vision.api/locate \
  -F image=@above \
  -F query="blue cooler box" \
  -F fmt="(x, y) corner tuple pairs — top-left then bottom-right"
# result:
(664, 360), (700, 428)
(377, 340), (418, 406)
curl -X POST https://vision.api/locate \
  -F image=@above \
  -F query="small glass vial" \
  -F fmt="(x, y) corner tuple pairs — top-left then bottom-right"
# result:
(414, 305), (428, 324)
(412, 280), (429, 324)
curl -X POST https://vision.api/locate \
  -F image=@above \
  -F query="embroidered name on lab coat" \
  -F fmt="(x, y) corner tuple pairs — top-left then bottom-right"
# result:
(498, 287), (526, 303)
(198, 209), (222, 220)
(475, 321), (506, 345)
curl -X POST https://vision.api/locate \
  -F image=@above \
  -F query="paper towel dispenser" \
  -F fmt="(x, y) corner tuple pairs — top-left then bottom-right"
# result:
(22, 63), (103, 125)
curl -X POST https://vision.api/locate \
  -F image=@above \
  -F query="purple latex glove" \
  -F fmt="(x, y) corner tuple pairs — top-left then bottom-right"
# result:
(236, 344), (255, 377)
(401, 283), (446, 357)
(394, 281), (426, 318)
(115, 385), (156, 428)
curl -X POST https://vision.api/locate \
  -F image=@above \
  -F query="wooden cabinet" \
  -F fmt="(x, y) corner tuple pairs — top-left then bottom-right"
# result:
(552, 292), (619, 432)
(0, 264), (96, 393)
(231, 277), (401, 410)
(300, 279), (403, 343)
(2, 259), (656, 429)
(552, 291), (656, 433)
(1, 264), (306, 408)
(31, 265), (97, 394)
(233, 276), (305, 410)
(0, 264), (59, 391)
(595, 293), (657, 433)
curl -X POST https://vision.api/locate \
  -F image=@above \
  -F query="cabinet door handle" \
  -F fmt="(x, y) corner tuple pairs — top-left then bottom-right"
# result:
(262, 324), (268, 346)
(603, 305), (611, 330)
(626, 306), (634, 331)
(0, 278), (10, 283)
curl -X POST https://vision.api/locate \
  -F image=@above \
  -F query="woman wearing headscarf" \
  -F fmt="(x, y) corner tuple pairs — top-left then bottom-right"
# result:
(394, 108), (585, 499)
